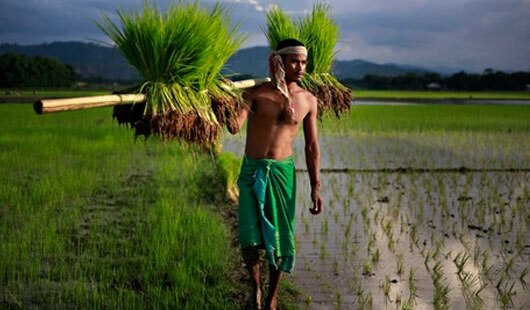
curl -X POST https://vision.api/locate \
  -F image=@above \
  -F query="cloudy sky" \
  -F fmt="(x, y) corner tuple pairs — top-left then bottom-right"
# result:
(1, 0), (529, 72)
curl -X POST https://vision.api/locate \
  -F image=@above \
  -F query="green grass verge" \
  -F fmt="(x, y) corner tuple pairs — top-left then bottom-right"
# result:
(1, 89), (109, 98)
(321, 104), (530, 133)
(0, 105), (243, 308)
(353, 90), (530, 100)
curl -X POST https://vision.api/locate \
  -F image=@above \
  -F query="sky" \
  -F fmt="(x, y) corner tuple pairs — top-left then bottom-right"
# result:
(1, 0), (529, 73)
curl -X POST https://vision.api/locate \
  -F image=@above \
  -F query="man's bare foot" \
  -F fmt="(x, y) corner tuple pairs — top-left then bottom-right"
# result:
(252, 284), (262, 309)
(265, 296), (277, 310)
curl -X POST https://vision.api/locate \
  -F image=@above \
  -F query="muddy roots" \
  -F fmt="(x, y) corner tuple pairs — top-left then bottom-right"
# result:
(211, 94), (239, 131)
(308, 84), (353, 118)
(113, 103), (221, 147)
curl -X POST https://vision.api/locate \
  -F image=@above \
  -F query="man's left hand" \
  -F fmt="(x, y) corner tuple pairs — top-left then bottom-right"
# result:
(309, 188), (323, 215)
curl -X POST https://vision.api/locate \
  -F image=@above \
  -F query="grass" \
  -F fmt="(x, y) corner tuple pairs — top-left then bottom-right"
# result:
(0, 89), (108, 98)
(354, 90), (530, 100)
(0, 104), (244, 308)
(321, 104), (530, 133)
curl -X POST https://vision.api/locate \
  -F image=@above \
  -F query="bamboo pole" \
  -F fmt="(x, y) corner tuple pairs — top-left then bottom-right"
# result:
(34, 94), (147, 114)
(34, 78), (271, 114)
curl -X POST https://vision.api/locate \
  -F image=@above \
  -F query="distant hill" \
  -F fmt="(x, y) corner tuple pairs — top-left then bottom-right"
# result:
(223, 46), (269, 78)
(333, 59), (429, 79)
(224, 46), (433, 79)
(0, 42), (438, 82)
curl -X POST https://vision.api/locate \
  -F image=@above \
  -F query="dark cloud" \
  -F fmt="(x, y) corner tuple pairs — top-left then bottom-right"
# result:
(0, 0), (528, 71)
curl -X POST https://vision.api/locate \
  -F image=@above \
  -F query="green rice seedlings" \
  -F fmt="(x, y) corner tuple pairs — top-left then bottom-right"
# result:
(387, 234), (396, 254)
(381, 275), (392, 303)
(361, 205), (369, 225)
(344, 216), (353, 239)
(319, 243), (328, 259)
(265, 3), (352, 117)
(350, 239), (359, 257)
(496, 279), (516, 309)
(453, 252), (485, 309)
(303, 217), (310, 234)
(401, 268), (418, 309)
(98, 1), (245, 145)
(396, 252), (405, 277)
(362, 258), (373, 276)
(332, 209), (339, 225)
(464, 274), (486, 310)
(431, 260), (450, 310)
(356, 290), (373, 310)
(334, 290), (342, 309)
(519, 266), (529, 290)
(423, 249), (432, 272)
(374, 208), (380, 225)
(410, 223), (419, 249)
(304, 295), (313, 306)
(321, 216), (329, 236)
(340, 239), (349, 259)
(453, 251), (471, 276)
(515, 228), (526, 256)
(504, 255), (515, 274)
(479, 250), (490, 276)
(399, 213), (407, 235)
(371, 248), (381, 264)
(432, 239), (443, 261)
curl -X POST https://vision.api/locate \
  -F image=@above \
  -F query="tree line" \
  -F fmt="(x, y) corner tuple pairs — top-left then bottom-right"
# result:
(2, 52), (529, 91)
(0, 53), (76, 88)
(343, 69), (530, 91)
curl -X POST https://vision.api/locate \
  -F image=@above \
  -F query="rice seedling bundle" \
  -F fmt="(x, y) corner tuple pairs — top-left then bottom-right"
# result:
(265, 3), (352, 117)
(97, 1), (244, 145)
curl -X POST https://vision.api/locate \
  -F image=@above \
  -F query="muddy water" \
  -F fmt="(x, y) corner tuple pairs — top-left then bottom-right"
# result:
(223, 131), (530, 309)
(294, 170), (530, 309)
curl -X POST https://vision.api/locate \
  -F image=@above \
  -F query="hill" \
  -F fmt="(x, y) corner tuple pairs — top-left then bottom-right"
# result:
(0, 42), (437, 82)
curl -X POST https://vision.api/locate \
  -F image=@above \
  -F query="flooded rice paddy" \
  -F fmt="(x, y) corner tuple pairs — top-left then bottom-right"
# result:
(224, 129), (530, 309)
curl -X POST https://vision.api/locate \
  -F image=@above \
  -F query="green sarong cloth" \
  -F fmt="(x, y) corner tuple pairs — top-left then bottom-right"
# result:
(237, 155), (297, 273)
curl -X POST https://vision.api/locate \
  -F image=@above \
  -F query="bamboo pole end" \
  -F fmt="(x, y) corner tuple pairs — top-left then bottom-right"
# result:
(33, 100), (44, 115)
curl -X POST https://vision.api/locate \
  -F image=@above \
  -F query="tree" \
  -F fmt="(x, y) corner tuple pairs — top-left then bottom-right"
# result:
(0, 53), (76, 88)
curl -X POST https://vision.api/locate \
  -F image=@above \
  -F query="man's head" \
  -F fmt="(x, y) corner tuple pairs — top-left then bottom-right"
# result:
(268, 38), (308, 119)
(274, 39), (308, 83)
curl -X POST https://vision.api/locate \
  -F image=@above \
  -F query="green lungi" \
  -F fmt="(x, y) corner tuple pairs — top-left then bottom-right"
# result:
(237, 155), (297, 273)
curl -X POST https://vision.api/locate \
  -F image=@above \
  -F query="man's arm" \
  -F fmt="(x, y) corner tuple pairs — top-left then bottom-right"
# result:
(227, 89), (253, 135)
(303, 95), (323, 215)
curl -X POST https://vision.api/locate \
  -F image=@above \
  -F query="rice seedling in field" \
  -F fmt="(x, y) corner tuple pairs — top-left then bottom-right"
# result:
(264, 3), (352, 117)
(380, 275), (392, 303)
(431, 260), (450, 309)
(97, 1), (244, 145)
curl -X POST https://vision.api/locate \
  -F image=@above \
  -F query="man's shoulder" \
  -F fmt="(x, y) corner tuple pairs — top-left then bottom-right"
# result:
(245, 82), (274, 97)
(297, 87), (317, 104)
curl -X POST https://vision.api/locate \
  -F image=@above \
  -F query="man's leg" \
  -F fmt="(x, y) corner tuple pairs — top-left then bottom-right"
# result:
(265, 267), (282, 310)
(242, 246), (262, 309)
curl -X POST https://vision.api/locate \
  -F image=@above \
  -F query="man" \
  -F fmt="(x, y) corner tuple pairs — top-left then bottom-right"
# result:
(228, 38), (323, 309)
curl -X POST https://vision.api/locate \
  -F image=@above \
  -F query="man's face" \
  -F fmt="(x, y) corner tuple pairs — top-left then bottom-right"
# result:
(282, 53), (307, 82)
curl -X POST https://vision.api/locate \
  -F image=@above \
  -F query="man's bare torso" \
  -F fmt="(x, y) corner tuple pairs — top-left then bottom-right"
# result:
(244, 82), (313, 160)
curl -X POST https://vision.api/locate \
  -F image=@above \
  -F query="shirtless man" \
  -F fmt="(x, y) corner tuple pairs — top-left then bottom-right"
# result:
(228, 39), (323, 309)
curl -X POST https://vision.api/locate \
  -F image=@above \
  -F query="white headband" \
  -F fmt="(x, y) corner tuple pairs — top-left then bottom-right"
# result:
(274, 46), (308, 56)
(268, 45), (307, 121)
